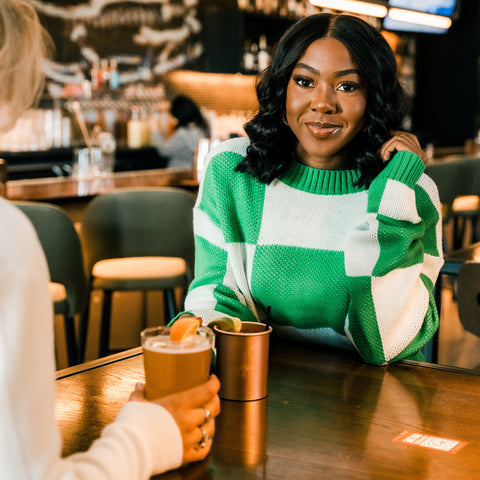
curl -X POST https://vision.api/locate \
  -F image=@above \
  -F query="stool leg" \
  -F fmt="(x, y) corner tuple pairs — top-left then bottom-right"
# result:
(64, 314), (77, 367)
(164, 288), (177, 323)
(99, 290), (113, 358)
(434, 274), (442, 317)
(454, 216), (466, 249)
(471, 216), (479, 243)
(78, 294), (90, 363)
(141, 291), (148, 330)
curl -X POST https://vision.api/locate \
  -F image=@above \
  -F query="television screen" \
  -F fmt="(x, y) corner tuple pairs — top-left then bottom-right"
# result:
(384, 0), (458, 34)
(388, 0), (458, 17)
(383, 16), (449, 34)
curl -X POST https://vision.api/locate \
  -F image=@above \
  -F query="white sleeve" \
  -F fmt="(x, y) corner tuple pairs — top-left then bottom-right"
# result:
(0, 199), (183, 480)
(59, 402), (183, 479)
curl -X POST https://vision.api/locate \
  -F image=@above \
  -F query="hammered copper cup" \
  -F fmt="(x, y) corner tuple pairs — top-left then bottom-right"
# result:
(214, 321), (272, 401)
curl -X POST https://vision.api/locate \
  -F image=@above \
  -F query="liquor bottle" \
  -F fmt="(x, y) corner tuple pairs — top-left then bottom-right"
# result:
(100, 58), (110, 86)
(127, 106), (145, 148)
(109, 59), (120, 90)
(242, 40), (256, 74)
(257, 35), (271, 72)
(90, 61), (101, 90)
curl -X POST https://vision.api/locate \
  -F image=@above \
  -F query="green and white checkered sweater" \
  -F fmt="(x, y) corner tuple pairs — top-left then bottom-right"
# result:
(185, 137), (444, 364)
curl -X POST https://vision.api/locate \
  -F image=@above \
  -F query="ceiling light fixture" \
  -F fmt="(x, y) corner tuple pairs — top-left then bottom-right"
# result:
(388, 8), (452, 29)
(308, 0), (388, 19)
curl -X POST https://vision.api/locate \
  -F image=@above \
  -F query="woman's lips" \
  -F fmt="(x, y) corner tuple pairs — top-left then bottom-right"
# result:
(306, 121), (342, 138)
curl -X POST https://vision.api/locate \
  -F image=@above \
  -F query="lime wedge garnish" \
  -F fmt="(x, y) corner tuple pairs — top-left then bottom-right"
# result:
(207, 317), (242, 333)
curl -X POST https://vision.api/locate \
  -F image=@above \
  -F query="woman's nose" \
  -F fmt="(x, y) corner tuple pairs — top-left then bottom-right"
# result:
(311, 85), (337, 114)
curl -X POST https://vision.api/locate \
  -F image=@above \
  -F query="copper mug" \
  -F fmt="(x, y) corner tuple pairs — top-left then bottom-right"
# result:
(214, 321), (272, 401)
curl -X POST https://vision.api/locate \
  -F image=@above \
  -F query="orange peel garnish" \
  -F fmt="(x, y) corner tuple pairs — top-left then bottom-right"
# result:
(169, 316), (202, 342)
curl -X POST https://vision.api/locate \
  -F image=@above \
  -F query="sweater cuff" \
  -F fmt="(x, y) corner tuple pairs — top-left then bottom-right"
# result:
(367, 151), (424, 214)
(116, 401), (183, 475)
(380, 150), (425, 188)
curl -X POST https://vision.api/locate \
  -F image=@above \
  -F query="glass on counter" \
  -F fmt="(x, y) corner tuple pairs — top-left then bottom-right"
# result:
(0, 108), (71, 152)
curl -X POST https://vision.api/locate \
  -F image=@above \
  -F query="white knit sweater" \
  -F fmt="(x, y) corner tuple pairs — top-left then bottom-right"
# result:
(0, 198), (182, 479)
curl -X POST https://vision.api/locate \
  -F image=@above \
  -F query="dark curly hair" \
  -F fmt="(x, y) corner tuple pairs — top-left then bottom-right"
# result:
(236, 13), (408, 187)
(171, 95), (210, 135)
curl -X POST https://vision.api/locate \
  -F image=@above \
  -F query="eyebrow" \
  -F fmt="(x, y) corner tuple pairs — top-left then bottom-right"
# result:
(293, 63), (360, 78)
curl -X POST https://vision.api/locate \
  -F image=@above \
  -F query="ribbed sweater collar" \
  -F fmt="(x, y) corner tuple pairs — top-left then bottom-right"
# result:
(280, 160), (363, 195)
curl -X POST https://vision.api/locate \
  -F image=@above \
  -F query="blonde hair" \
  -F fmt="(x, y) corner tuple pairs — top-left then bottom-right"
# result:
(0, 0), (52, 132)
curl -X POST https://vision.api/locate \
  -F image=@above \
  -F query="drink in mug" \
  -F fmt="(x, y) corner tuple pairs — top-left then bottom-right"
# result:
(141, 326), (213, 400)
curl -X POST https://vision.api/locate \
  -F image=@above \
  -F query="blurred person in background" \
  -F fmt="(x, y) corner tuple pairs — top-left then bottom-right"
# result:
(152, 94), (210, 168)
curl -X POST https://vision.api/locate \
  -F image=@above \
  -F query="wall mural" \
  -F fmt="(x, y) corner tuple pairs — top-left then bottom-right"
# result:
(28, 0), (203, 87)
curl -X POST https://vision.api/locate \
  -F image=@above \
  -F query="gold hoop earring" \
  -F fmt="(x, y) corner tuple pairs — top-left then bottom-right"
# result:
(282, 113), (288, 125)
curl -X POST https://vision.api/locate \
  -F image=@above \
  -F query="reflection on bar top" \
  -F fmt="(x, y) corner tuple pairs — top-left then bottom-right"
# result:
(6, 167), (195, 201)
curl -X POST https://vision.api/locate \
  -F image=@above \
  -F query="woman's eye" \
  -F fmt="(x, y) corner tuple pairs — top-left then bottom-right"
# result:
(293, 75), (314, 88)
(338, 82), (359, 92)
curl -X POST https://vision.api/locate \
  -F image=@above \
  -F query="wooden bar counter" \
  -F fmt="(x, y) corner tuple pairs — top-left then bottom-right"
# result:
(5, 167), (196, 202)
(56, 339), (480, 479)
(5, 167), (197, 223)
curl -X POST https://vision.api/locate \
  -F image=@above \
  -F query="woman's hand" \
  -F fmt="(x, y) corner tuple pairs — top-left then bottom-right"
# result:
(130, 375), (221, 464)
(379, 131), (427, 164)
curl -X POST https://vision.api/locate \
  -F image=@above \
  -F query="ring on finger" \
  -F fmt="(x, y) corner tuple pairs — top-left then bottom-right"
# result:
(195, 427), (209, 450)
(203, 407), (211, 425)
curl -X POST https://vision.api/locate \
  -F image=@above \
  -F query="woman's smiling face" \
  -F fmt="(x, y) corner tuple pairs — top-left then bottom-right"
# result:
(285, 37), (368, 170)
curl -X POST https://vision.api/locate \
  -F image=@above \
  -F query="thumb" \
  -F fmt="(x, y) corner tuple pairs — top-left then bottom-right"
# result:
(129, 382), (147, 402)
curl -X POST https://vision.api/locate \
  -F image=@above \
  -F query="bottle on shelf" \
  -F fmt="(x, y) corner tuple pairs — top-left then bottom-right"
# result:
(250, 42), (259, 73)
(127, 106), (145, 149)
(100, 58), (110, 86)
(90, 60), (101, 91)
(242, 39), (256, 74)
(287, 0), (297, 19)
(474, 129), (480, 155)
(257, 35), (271, 72)
(140, 108), (152, 147)
(278, 0), (288, 17)
(109, 59), (120, 90)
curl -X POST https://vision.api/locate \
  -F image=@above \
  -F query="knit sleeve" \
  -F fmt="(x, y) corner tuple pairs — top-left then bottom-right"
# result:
(59, 402), (183, 479)
(184, 138), (261, 324)
(343, 150), (444, 364)
(0, 200), (183, 480)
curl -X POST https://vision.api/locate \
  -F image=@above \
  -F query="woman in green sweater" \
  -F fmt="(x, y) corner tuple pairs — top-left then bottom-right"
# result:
(181, 13), (444, 365)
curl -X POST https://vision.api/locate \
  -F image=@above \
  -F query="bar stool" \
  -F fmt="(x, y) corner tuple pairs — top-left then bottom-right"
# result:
(457, 261), (480, 338)
(14, 201), (88, 366)
(425, 159), (463, 252)
(79, 187), (195, 359)
(450, 157), (480, 249)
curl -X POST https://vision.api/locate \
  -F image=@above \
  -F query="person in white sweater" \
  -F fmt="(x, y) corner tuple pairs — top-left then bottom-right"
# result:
(0, 2), (220, 479)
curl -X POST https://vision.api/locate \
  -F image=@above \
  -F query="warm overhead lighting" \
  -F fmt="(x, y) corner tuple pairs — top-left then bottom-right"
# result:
(308, 0), (388, 19)
(388, 8), (452, 30)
